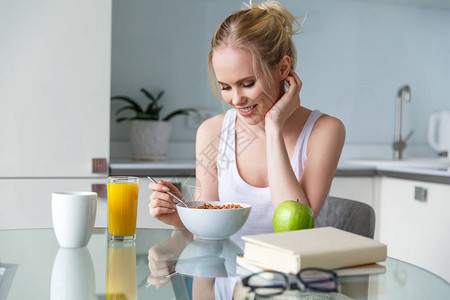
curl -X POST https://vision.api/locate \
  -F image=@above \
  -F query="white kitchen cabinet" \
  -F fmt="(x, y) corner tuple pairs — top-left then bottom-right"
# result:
(1, 1), (111, 229)
(329, 176), (375, 207)
(136, 176), (196, 229)
(376, 177), (450, 282)
(0, 0), (111, 177)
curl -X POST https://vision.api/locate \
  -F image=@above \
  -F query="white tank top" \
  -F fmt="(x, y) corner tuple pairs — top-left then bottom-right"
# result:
(217, 109), (323, 246)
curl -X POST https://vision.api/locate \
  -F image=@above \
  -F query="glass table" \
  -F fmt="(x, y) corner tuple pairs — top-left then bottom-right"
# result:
(0, 228), (448, 299)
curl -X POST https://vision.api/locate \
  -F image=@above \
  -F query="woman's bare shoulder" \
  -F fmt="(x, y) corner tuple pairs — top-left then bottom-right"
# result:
(195, 113), (226, 173)
(196, 113), (226, 142)
(310, 113), (346, 147)
(316, 113), (345, 131)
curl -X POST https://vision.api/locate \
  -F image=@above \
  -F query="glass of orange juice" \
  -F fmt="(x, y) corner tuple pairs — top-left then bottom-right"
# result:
(107, 176), (139, 241)
(106, 241), (137, 300)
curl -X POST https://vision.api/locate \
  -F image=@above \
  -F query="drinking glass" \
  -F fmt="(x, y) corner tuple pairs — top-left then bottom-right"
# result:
(107, 176), (139, 241)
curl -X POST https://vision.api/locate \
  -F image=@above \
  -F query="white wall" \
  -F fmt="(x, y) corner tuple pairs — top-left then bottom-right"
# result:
(111, 0), (212, 146)
(111, 0), (450, 158)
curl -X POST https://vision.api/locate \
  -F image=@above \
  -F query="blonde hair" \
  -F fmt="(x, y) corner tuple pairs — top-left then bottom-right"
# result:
(208, 1), (303, 99)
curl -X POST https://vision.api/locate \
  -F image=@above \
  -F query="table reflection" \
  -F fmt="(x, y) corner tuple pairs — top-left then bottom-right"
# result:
(106, 241), (137, 300)
(146, 230), (246, 299)
(176, 238), (242, 278)
(50, 247), (96, 300)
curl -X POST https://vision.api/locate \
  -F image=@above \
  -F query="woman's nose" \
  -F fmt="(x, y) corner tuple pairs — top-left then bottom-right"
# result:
(231, 89), (246, 106)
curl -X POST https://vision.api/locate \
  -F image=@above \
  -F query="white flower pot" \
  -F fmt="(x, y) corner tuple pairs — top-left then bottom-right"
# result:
(129, 120), (172, 161)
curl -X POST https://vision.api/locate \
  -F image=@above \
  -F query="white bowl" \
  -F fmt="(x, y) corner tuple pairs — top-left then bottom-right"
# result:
(176, 201), (251, 240)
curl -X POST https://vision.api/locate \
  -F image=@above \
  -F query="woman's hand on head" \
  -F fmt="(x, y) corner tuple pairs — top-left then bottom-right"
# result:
(149, 180), (184, 228)
(265, 71), (302, 130)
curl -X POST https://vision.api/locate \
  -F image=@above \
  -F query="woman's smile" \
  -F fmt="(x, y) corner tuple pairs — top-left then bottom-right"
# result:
(237, 104), (258, 116)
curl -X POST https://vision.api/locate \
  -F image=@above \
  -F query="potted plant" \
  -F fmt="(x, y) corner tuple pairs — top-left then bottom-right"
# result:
(112, 88), (196, 161)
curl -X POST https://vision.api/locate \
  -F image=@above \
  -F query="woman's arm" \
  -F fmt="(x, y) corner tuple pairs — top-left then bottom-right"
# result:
(266, 114), (345, 217)
(265, 121), (308, 208)
(301, 116), (345, 217)
(265, 71), (345, 217)
(148, 114), (224, 227)
(195, 114), (224, 202)
(265, 70), (306, 209)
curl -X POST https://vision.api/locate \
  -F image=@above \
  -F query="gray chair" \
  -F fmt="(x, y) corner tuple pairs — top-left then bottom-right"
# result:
(315, 196), (376, 239)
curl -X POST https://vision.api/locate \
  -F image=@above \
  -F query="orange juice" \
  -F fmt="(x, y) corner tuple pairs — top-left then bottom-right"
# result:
(106, 243), (137, 300)
(107, 182), (139, 237)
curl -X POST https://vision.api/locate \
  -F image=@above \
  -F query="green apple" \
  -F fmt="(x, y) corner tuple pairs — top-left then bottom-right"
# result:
(273, 200), (315, 232)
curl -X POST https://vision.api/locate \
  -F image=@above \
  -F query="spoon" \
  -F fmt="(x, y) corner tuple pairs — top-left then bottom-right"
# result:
(147, 176), (189, 207)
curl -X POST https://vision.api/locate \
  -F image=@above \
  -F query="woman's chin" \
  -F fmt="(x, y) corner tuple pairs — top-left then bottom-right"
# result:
(237, 113), (265, 127)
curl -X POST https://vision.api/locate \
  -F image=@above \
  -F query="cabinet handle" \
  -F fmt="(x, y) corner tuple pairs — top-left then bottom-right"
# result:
(92, 184), (106, 199)
(92, 158), (107, 173)
(414, 186), (427, 202)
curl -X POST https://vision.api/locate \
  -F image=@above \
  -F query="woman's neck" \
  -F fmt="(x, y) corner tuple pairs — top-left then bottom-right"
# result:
(235, 106), (304, 140)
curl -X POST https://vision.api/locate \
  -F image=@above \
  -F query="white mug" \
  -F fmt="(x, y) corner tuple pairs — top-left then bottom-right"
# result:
(52, 192), (97, 248)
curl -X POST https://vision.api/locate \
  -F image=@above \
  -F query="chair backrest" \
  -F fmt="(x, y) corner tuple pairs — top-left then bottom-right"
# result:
(315, 196), (375, 239)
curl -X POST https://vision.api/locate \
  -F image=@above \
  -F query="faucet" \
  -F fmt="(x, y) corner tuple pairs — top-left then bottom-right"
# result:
(393, 85), (413, 160)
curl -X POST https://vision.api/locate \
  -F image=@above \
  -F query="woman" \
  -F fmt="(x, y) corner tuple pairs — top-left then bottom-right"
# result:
(149, 1), (345, 238)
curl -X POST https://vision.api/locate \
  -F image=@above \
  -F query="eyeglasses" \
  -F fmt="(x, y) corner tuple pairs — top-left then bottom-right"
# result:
(242, 268), (338, 297)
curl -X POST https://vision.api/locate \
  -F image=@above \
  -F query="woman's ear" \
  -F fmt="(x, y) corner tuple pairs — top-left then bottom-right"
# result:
(279, 55), (291, 80)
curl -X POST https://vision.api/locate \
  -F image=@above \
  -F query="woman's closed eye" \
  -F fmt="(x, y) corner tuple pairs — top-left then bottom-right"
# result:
(243, 81), (255, 88)
(219, 81), (255, 91)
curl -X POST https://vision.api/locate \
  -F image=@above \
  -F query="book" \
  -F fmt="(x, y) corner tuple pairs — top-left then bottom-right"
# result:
(334, 263), (386, 277)
(236, 255), (386, 277)
(241, 227), (387, 274)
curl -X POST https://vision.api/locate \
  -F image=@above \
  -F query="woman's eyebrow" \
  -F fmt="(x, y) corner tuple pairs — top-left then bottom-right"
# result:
(217, 76), (256, 85)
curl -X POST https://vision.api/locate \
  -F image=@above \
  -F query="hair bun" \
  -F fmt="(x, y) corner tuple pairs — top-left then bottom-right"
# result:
(251, 0), (302, 35)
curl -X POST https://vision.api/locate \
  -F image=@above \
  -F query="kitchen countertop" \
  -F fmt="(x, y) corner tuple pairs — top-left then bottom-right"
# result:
(336, 162), (450, 184)
(110, 157), (450, 184)
(110, 158), (196, 177)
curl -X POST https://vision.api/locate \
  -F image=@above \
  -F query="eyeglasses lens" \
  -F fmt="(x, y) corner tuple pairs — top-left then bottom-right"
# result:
(299, 269), (337, 292)
(247, 272), (287, 296)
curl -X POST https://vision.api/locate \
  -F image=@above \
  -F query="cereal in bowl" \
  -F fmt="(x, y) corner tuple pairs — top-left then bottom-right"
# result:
(193, 203), (243, 209)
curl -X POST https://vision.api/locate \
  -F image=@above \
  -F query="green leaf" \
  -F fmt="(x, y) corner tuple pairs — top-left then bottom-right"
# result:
(156, 90), (164, 100)
(115, 105), (139, 115)
(145, 102), (159, 115)
(136, 112), (158, 120)
(163, 108), (198, 121)
(111, 96), (143, 113)
(140, 88), (156, 102)
(141, 89), (165, 119)
(112, 89), (195, 123)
